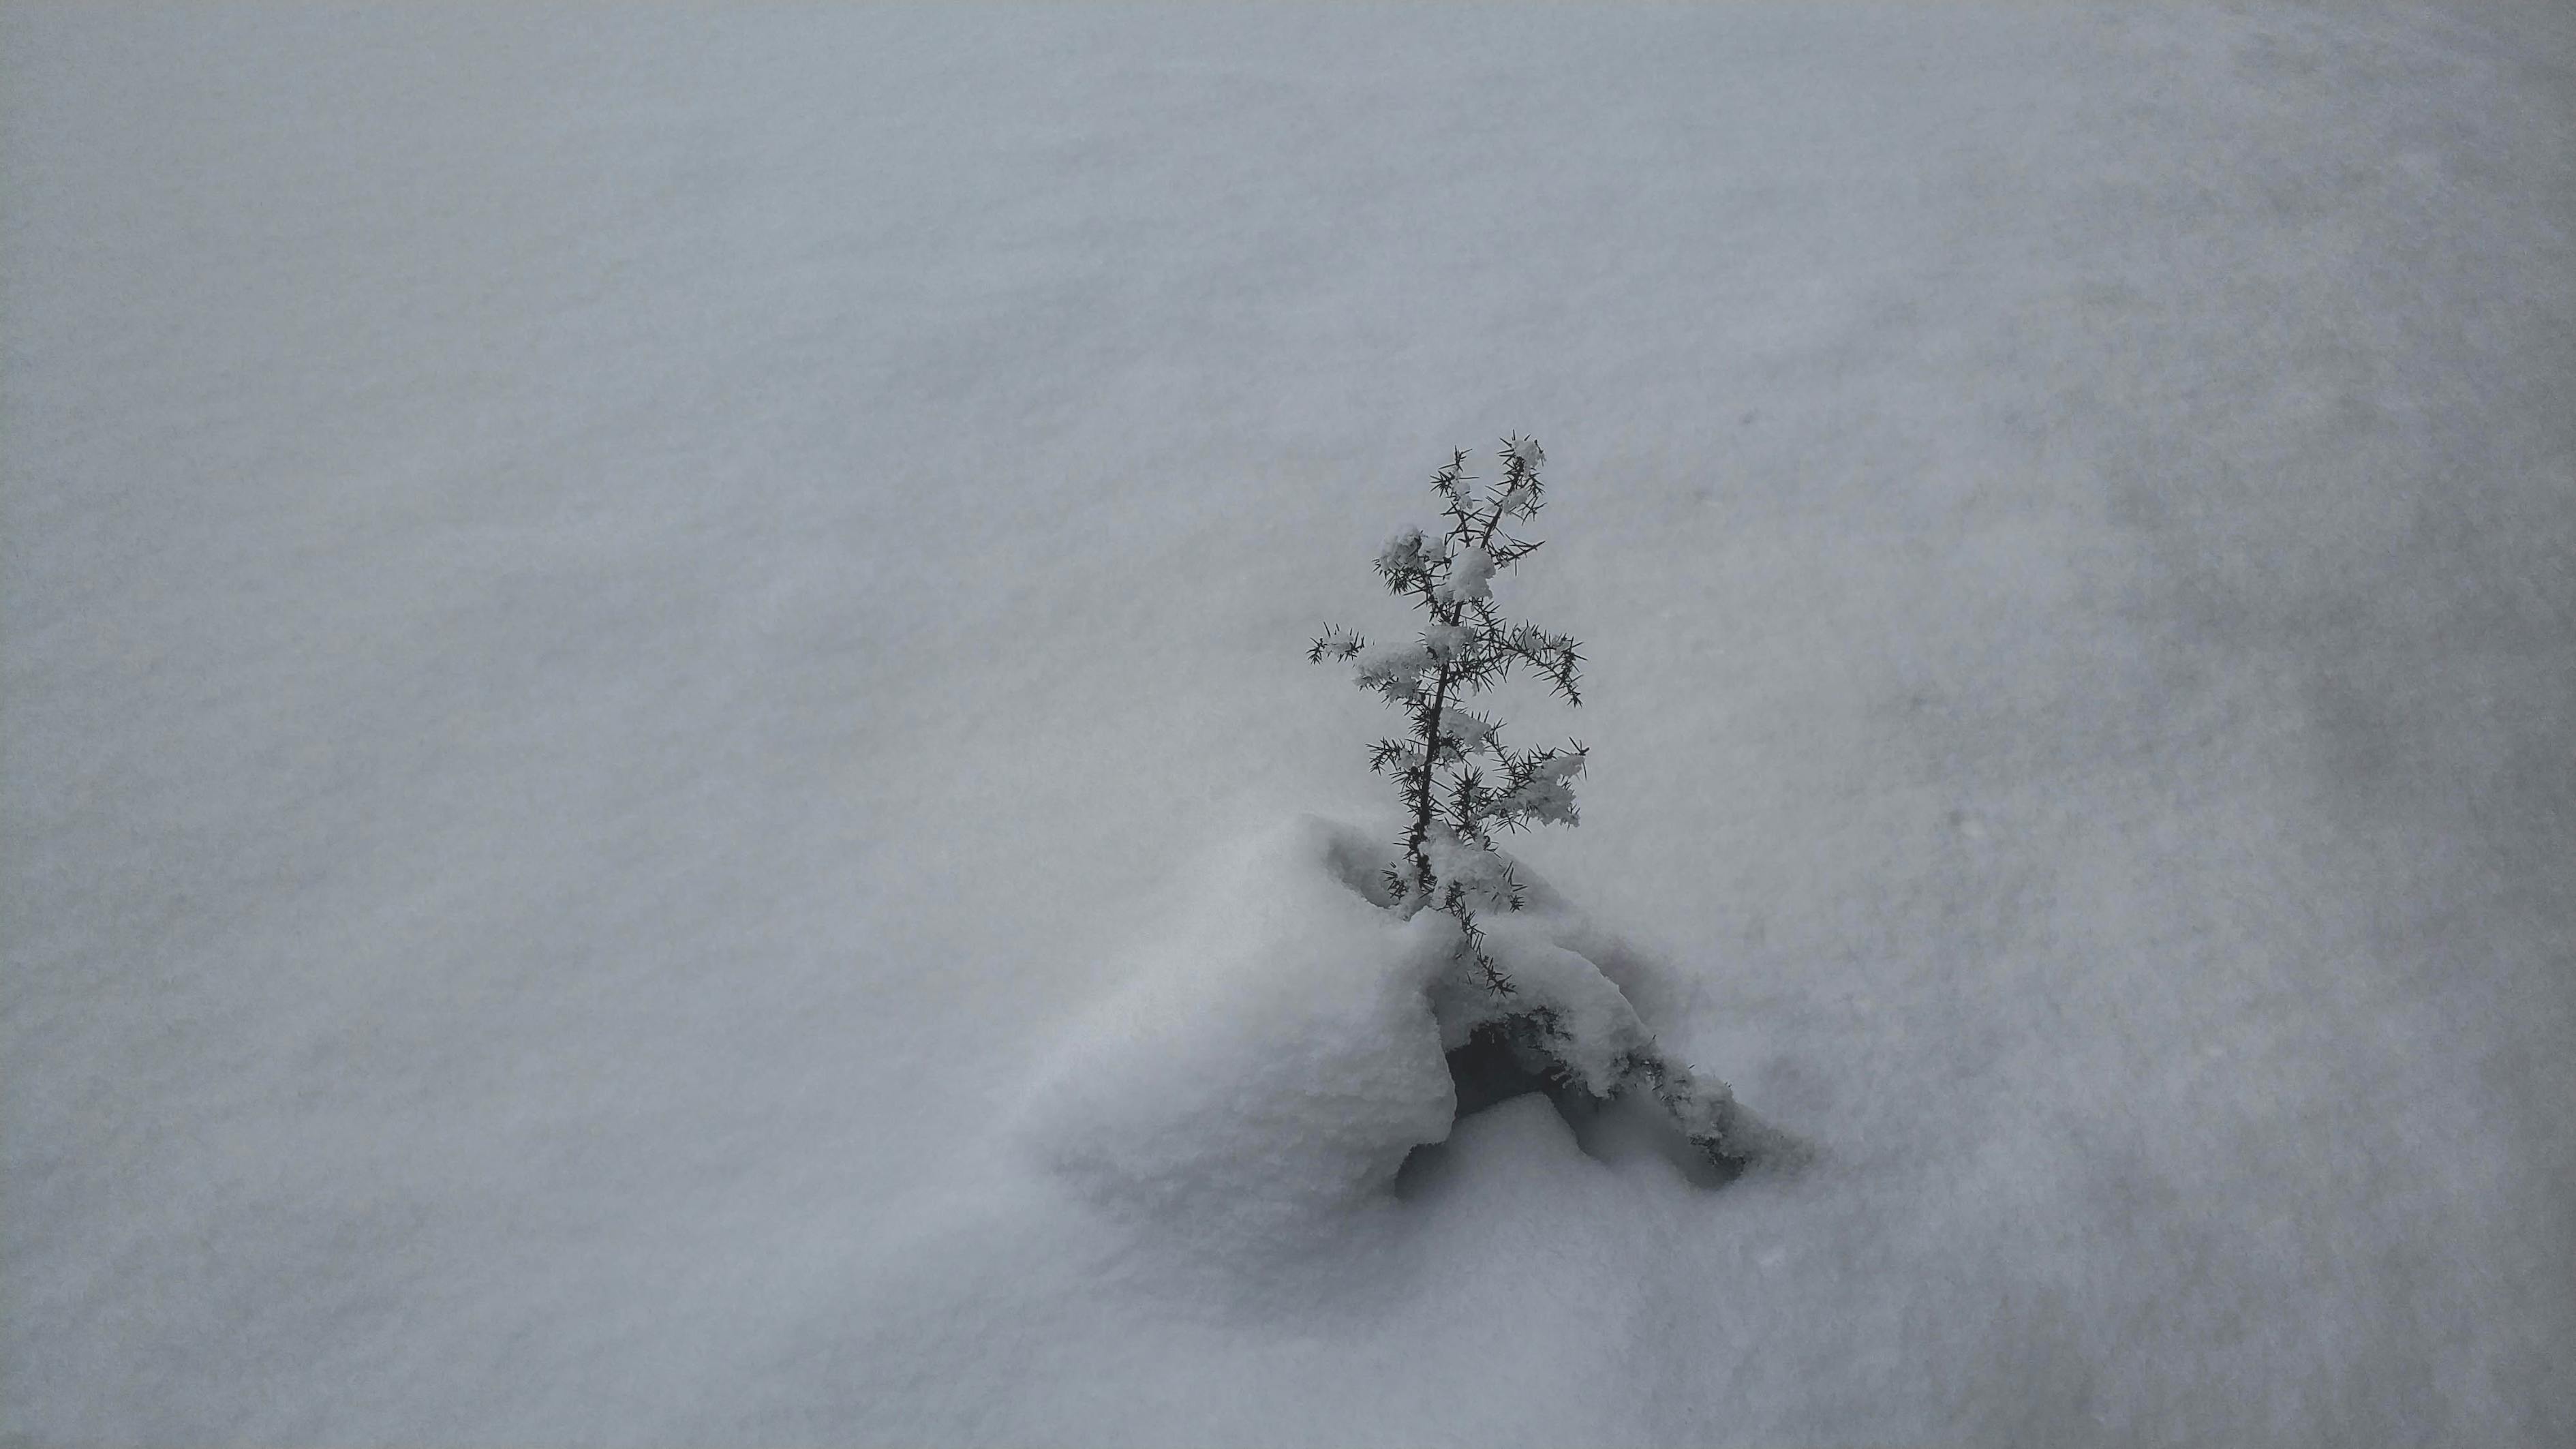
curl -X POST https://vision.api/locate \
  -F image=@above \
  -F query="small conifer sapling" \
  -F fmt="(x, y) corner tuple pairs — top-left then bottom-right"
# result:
(1308, 436), (1586, 995)
(1312, 438), (1775, 1173)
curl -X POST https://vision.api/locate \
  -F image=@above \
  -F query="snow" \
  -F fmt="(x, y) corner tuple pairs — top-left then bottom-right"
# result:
(1435, 545), (1496, 604)
(1375, 528), (1430, 582)
(1012, 816), (1455, 1251)
(1354, 640), (1436, 702)
(5, 2), (2573, 1445)
(1441, 708), (1497, 755)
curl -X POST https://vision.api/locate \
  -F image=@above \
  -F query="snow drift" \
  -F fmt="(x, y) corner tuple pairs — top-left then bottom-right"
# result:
(9, 3), (2571, 1444)
(1013, 816), (1457, 1249)
(1016, 814), (1788, 1255)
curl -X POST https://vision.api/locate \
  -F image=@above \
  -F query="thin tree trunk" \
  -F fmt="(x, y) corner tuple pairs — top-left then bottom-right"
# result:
(1404, 651), (1455, 899)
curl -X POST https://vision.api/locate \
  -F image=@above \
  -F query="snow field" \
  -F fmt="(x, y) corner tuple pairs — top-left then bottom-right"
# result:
(5, 2), (2571, 1444)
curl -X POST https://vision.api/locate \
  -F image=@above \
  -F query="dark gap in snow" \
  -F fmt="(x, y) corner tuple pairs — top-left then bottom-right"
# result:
(1396, 1024), (1743, 1198)
(1445, 1021), (1569, 1118)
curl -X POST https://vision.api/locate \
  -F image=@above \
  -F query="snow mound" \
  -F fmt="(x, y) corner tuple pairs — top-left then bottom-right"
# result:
(1011, 816), (1458, 1247)
(1014, 814), (1790, 1253)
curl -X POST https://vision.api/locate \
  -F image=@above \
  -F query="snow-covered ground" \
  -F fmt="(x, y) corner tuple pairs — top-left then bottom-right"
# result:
(6, 3), (2571, 1444)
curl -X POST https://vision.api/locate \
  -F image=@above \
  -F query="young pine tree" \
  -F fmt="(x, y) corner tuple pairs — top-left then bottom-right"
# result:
(1308, 436), (1586, 996)
(1312, 438), (1779, 1174)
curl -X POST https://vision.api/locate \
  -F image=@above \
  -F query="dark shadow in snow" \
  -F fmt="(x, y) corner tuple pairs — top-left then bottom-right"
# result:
(1395, 1026), (1747, 1198)
(1319, 827), (1401, 909)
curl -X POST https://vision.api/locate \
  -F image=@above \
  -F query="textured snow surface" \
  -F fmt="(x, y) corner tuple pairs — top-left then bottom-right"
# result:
(7, 3), (2573, 1446)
